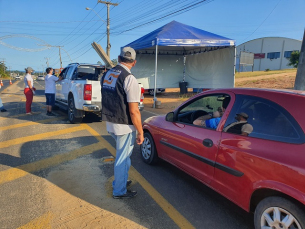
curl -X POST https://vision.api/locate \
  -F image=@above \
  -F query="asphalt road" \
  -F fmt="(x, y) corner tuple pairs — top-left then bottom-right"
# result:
(0, 80), (254, 228)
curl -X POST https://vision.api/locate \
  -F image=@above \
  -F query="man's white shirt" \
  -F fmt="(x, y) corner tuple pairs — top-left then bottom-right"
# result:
(45, 74), (59, 94)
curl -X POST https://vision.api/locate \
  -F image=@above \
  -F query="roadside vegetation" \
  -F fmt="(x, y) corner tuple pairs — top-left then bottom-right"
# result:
(235, 68), (297, 79)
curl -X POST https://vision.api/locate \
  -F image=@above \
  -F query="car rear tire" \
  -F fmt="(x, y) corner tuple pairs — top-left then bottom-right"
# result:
(141, 132), (158, 164)
(254, 196), (305, 229)
(68, 97), (82, 124)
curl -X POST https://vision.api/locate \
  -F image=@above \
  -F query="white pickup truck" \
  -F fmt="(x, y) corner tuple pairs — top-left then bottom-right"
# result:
(55, 63), (144, 123)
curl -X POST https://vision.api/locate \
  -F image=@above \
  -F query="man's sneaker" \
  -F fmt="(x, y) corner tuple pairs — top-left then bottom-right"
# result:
(1, 109), (7, 112)
(113, 190), (137, 199)
(47, 112), (56, 116)
(127, 180), (132, 187)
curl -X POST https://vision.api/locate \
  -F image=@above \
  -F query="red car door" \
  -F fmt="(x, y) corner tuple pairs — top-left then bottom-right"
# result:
(159, 123), (221, 184)
(157, 93), (233, 184)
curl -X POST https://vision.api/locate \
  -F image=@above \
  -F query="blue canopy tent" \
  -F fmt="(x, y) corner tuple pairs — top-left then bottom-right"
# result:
(124, 21), (236, 107)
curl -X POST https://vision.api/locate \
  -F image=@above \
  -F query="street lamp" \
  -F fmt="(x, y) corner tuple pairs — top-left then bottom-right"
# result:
(86, 8), (106, 23)
(86, 7), (110, 58)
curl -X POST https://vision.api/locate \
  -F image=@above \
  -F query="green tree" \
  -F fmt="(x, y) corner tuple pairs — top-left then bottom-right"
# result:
(0, 62), (8, 78)
(288, 51), (300, 68)
(112, 59), (118, 66)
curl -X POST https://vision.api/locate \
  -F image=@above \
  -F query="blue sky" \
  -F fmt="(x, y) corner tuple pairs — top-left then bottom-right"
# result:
(0, 0), (304, 71)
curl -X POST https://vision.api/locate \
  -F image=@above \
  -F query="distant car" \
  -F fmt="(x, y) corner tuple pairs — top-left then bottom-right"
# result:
(141, 88), (305, 228)
(15, 75), (21, 80)
(37, 75), (44, 81)
(145, 88), (165, 96)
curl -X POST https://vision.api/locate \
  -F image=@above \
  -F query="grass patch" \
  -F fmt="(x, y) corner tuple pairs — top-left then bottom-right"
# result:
(235, 68), (296, 79)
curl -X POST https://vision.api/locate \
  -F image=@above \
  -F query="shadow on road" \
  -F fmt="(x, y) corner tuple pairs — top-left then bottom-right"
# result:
(0, 131), (254, 228)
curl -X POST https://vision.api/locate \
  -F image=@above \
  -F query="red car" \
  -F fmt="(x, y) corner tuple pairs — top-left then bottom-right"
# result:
(141, 88), (305, 229)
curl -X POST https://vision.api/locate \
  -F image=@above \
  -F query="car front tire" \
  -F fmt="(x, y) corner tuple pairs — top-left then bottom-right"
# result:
(254, 196), (305, 229)
(141, 132), (158, 165)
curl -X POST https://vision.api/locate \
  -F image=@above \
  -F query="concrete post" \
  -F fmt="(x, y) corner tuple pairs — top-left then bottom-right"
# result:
(294, 30), (305, 90)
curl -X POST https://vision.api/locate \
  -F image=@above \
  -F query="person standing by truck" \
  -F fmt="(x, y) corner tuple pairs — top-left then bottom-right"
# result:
(101, 47), (144, 199)
(45, 67), (61, 116)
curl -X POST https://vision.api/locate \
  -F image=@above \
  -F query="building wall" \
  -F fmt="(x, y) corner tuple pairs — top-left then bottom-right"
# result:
(236, 37), (301, 71)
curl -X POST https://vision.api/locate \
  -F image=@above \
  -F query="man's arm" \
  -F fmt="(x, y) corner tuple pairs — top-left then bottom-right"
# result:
(128, 102), (144, 145)
(193, 111), (220, 126)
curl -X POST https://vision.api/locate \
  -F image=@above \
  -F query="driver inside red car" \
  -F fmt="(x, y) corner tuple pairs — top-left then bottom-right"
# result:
(193, 97), (230, 129)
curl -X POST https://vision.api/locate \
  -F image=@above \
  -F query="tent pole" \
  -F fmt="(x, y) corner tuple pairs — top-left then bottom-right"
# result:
(153, 42), (158, 108)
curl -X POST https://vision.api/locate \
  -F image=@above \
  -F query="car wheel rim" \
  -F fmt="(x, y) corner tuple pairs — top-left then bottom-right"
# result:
(261, 207), (301, 229)
(142, 137), (152, 160)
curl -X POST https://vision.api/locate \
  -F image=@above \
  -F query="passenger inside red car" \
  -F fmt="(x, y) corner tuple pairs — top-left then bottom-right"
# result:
(193, 97), (230, 129)
(223, 112), (253, 136)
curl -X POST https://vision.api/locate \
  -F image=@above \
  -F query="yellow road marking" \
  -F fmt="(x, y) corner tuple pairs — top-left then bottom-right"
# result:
(0, 120), (193, 228)
(0, 125), (84, 149)
(0, 142), (104, 185)
(0, 117), (66, 131)
(83, 124), (195, 229)
(17, 212), (53, 229)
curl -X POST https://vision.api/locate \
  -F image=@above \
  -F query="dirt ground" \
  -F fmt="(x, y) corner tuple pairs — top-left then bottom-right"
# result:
(144, 71), (297, 115)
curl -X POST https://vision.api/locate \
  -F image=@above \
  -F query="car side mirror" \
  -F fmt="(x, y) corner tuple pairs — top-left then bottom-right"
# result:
(165, 112), (174, 122)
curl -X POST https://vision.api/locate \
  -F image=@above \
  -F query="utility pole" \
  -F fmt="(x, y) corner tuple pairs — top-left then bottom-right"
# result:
(58, 47), (63, 69)
(38, 44), (65, 68)
(45, 57), (50, 67)
(294, 30), (305, 90)
(98, 1), (118, 59)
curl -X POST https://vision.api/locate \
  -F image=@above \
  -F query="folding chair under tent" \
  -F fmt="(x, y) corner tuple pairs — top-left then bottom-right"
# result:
(123, 21), (236, 107)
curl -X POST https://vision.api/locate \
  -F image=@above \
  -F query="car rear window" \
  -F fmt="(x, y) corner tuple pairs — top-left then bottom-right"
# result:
(72, 66), (105, 81)
(224, 95), (305, 144)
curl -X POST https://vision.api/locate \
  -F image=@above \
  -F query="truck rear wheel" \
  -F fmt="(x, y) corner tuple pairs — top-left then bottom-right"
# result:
(68, 97), (82, 124)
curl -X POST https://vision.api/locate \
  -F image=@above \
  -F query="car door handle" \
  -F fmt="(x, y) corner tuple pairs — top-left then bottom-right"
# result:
(203, 138), (213, 148)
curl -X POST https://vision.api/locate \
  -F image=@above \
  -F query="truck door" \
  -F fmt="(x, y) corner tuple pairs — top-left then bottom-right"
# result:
(62, 66), (75, 102)
(56, 68), (68, 100)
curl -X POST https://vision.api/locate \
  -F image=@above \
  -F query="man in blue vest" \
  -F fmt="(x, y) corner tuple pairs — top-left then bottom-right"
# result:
(101, 47), (144, 199)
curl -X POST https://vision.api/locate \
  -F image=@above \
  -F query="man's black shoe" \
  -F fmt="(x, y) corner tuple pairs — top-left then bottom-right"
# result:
(113, 190), (137, 199)
(47, 112), (56, 116)
(1, 109), (7, 112)
(127, 180), (132, 187)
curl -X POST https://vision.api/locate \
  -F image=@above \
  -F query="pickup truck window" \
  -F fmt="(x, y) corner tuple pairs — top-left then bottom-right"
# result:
(76, 66), (98, 81)
(59, 67), (68, 79)
(66, 67), (75, 80)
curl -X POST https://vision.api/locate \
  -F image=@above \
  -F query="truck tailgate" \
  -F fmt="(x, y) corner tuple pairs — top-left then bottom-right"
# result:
(89, 80), (101, 103)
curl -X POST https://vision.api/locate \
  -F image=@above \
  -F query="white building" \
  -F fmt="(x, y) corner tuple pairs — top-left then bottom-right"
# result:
(236, 37), (302, 71)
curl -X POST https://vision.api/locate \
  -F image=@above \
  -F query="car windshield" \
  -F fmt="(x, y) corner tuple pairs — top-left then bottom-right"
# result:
(180, 95), (226, 113)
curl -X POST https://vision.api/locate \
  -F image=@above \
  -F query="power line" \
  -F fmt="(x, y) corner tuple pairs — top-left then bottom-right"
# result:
(239, 0), (282, 44)
(112, 0), (213, 34)
(0, 20), (103, 24)
(47, 3), (100, 59)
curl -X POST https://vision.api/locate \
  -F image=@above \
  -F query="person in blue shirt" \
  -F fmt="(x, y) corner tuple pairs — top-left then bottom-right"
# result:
(193, 110), (222, 129)
(193, 97), (230, 129)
